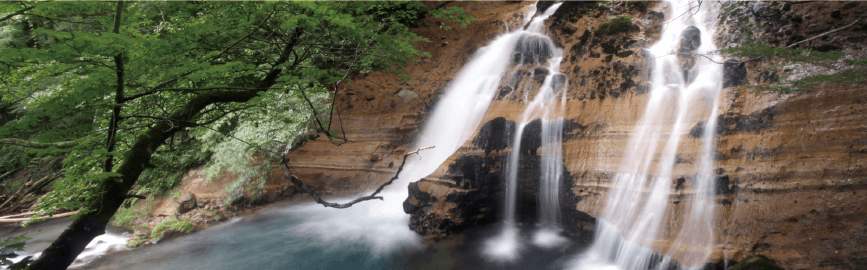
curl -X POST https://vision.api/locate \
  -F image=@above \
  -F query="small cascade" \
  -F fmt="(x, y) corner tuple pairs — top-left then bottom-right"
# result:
(571, 1), (722, 269)
(483, 2), (569, 261)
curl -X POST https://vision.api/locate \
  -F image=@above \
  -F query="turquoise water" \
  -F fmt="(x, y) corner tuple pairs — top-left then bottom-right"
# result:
(83, 202), (589, 270)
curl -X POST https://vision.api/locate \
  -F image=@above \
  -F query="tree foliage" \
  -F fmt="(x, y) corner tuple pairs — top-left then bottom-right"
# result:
(0, 1), (472, 268)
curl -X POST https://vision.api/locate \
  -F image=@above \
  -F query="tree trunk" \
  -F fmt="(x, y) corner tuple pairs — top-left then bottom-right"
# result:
(25, 29), (302, 270)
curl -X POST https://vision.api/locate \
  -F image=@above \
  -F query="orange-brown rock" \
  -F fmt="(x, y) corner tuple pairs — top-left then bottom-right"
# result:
(291, 1), (867, 270)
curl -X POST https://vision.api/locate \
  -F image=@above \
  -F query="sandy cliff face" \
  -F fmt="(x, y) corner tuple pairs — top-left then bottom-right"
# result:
(398, 1), (867, 269)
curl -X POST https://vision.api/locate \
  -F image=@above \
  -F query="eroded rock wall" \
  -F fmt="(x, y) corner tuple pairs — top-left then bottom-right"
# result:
(401, 1), (867, 270)
(284, 1), (533, 196)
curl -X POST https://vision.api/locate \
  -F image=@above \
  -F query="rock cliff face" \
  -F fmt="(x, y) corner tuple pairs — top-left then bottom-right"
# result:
(292, 1), (867, 269)
(285, 1), (533, 196)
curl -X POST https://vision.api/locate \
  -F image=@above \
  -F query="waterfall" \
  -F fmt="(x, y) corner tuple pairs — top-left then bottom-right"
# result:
(251, 1), (567, 262)
(483, 2), (569, 261)
(571, 0), (722, 269)
(260, 3), (549, 258)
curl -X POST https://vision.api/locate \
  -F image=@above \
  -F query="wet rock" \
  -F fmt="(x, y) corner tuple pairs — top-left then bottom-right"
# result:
(533, 67), (550, 83)
(601, 41), (621, 55)
(402, 181), (429, 214)
(716, 109), (775, 136)
(723, 59), (748, 88)
(549, 1), (596, 24)
(813, 45), (841, 52)
(176, 191), (197, 214)
(729, 255), (785, 270)
(648, 10), (665, 19)
(441, 42), (449, 47)
(790, 15), (803, 23)
(715, 175), (738, 195)
(511, 52), (523, 65)
(264, 190), (278, 203)
(805, 20), (832, 35)
(473, 117), (514, 154)
(536, 1), (555, 14)
(551, 74), (568, 92)
(0, 249), (16, 257)
(690, 121), (707, 138)
(516, 34), (553, 65)
(678, 26), (702, 52)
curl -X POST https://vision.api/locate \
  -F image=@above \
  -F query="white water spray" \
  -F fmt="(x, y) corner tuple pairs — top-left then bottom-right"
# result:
(483, 2), (570, 261)
(268, 2), (565, 259)
(571, 1), (722, 269)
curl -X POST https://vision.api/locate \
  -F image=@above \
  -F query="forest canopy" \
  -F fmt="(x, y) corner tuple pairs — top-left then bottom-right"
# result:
(0, 1), (471, 269)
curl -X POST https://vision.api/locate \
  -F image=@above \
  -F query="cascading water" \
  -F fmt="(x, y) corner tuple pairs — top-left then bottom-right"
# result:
(224, 0), (566, 262)
(571, 1), (722, 269)
(32, 2), (736, 269)
(483, 2), (570, 261)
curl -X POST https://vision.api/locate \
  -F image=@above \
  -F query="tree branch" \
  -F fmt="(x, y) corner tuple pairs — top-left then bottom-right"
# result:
(104, 1), (125, 174)
(124, 194), (146, 200)
(787, 12), (867, 48)
(299, 87), (335, 145)
(122, 86), (276, 103)
(280, 146), (434, 209)
(0, 138), (77, 149)
(210, 8), (276, 62)
(0, 5), (34, 23)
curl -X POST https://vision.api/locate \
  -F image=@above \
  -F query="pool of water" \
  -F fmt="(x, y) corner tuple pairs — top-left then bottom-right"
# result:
(83, 202), (591, 270)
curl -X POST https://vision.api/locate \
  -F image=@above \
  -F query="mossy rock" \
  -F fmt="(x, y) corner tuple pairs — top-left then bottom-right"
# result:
(150, 217), (195, 241)
(730, 255), (785, 270)
(596, 16), (632, 36)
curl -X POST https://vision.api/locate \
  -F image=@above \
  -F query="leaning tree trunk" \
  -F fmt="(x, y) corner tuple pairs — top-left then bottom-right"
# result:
(25, 43), (299, 269)
(25, 91), (271, 269)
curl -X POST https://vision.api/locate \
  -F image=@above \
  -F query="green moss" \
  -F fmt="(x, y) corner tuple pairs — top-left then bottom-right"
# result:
(722, 43), (867, 93)
(596, 16), (632, 36)
(125, 234), (149, 248)
(627, 1), (649, 11)
(111, 196), (156, 230)
(150, 217), (195, 240)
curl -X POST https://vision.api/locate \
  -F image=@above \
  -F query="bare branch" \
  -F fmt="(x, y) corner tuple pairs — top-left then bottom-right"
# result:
(281, 146), (435, 209)
(787, 12), (867, 49)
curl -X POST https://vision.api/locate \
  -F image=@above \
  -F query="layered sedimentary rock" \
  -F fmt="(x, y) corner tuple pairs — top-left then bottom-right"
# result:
(284, 2), (532, 196)
(288, 1), (867, 269)
(399, 1), (867, 269)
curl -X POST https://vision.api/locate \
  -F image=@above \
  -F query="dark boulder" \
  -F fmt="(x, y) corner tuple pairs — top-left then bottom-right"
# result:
(723, 59), (748, 88)
(679, 26), (702, 52)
